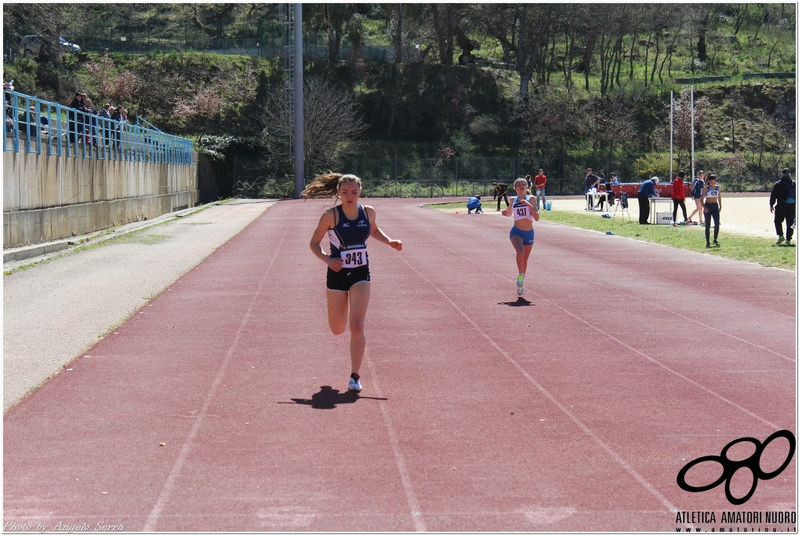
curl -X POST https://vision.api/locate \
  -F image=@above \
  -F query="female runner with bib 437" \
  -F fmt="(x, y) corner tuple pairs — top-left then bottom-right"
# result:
(502, 177), (539, 296)
(305, 173), (403, 393)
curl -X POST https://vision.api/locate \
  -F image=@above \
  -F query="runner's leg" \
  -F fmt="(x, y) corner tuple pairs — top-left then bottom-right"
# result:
(326, 289), (349, 335)
(347, 282), (371, 375)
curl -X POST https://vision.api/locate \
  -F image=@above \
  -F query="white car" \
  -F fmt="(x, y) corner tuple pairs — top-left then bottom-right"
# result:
(18, 35), (81, 56)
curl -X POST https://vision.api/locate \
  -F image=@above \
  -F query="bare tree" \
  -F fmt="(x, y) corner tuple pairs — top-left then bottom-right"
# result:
(258, 77), (368, 179)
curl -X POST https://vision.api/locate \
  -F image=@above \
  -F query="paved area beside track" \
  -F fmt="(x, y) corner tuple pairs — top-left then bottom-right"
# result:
(3, 199), (276, 411)
(3, 196), (795, 532)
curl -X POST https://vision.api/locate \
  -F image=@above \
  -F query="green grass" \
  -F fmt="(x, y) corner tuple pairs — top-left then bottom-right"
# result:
(429, 202), (796, 271)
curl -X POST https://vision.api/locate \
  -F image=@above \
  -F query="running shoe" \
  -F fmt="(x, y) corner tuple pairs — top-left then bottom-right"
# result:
(714, 240), (720, 247)
(786, 239), (794, 247)
(348, 374), (362, 392)
(516, 274), (524, 288)
(777, 236), (785, 245)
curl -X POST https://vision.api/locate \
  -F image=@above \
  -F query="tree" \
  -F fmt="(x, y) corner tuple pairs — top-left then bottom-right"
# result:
(512, 88), (586, 177)
(429, 4), (455, 65)
(83, 52), (141, 104)
(585, 93), (636, 171)
(258, 77), (368, 180)
(515, 4), (560, 101)
(3, 3), (70, 65)
(182, 4), (242, 41)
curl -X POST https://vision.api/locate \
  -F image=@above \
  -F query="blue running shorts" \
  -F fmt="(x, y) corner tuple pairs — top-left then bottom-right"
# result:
(509, 226), (535, 245)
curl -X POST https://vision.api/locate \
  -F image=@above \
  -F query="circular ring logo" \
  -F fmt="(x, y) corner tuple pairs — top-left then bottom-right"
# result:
(676, 430), (796, 505)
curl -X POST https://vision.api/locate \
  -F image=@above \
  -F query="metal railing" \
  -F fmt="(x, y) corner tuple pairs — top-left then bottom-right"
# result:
(4, 90), (193, 164)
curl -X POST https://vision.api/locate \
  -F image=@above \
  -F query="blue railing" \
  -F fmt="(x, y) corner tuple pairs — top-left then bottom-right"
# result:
(4, 90), (193, 165)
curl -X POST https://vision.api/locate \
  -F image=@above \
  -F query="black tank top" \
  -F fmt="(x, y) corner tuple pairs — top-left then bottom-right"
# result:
(327, 204), (371, 261)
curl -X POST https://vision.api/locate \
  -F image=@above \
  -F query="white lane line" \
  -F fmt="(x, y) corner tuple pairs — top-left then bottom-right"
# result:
(419, 212), (795, 363)
(366, 357), (427, 532)
(144, 203), (298, 531)
(393, 252), (681, 514)
(407, 222), (789, 430)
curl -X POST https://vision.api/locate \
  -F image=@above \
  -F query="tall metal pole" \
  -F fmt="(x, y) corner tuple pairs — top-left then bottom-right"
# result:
(690, 86), (695, 181)
(669, 90), (673, 180)
(293, 3), (304, 198)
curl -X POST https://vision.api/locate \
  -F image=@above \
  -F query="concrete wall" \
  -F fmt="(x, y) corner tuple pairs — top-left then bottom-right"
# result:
(3, 148), (198, 247)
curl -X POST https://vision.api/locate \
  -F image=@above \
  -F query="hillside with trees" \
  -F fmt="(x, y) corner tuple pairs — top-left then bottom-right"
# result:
(3, 3), (795, 197)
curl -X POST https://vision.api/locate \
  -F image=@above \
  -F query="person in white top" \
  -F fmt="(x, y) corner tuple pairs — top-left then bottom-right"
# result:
(501, 177), (539, 296)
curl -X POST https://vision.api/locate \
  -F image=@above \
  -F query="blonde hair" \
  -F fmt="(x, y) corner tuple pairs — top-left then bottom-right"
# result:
(513, 177), (529, 189)
(301, 173), (362, 199)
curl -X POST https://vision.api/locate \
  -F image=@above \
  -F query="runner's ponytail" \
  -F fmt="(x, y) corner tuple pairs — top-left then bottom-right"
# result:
(301, 173), (362, 199)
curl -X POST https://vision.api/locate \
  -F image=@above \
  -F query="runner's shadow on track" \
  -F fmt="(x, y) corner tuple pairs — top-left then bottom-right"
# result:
(498, 297), (533, 307)
(284, 385), (387, 410)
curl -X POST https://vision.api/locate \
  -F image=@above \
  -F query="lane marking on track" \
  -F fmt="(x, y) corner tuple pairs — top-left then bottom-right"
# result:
(539, 258), (796, 363)
(417, 210), (795, 362)
(403, 219), (790, 431)
(393, 251), (680, 514)
(143, 203), (299, 531)
(366, 357), (427, 532)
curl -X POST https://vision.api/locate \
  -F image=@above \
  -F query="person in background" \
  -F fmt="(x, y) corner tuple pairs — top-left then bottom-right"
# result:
(100, 104), (113, 148)
(606, 181), (616, 207)
(83, 98), (98, 146)
(595, 183), (608, 211)
(533, 169), (547, 211)
(585, 168), (600, 210)
(688, 170), (706, 225)
(492, 181), (510, 211)
(467, 195), (483, 214)
(769, 168), (796, 246)
(5, 103), (13, 133)
(501, 177), (539, 297)
(610, 173), (620, 185)
(110, 106), (121, 148)
(701, 174), (722, 248)
(671, 170), (688, 225)
(4, 80), (13, 106)
(637, 176), (659, 224)
(68, 92), (85, 143)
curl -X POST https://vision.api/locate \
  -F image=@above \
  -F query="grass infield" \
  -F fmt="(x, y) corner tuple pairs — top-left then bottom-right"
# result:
(430, 202), (797, 271)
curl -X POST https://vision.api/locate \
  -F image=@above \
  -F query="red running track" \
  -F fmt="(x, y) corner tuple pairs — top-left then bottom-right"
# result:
(4, 198), (796, 532)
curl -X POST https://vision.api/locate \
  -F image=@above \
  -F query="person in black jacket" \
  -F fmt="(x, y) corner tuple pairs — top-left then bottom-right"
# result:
(492, 181), (510, 211)
(68, 92), (86, 143)
(770, 168), (796, 246)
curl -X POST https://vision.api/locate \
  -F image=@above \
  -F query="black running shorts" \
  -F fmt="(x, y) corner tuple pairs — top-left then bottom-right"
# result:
(326, 265), (371, 292)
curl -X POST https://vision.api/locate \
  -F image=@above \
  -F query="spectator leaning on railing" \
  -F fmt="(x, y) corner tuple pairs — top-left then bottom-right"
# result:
(84, 98), (98, 146)
(100, 104), (112, 147)
(68, 92), (85, 142)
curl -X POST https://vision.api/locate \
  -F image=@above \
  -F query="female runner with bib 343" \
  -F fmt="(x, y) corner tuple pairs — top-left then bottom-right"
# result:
(305, 173), (403, 393)
(502, 177), (539, 296)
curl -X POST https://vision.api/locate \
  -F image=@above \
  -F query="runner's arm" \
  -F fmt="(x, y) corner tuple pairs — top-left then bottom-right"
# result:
(310, 210), (343, 271)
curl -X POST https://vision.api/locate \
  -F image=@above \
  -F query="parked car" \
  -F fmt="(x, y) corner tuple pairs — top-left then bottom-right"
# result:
(18, 35), (80, 56)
